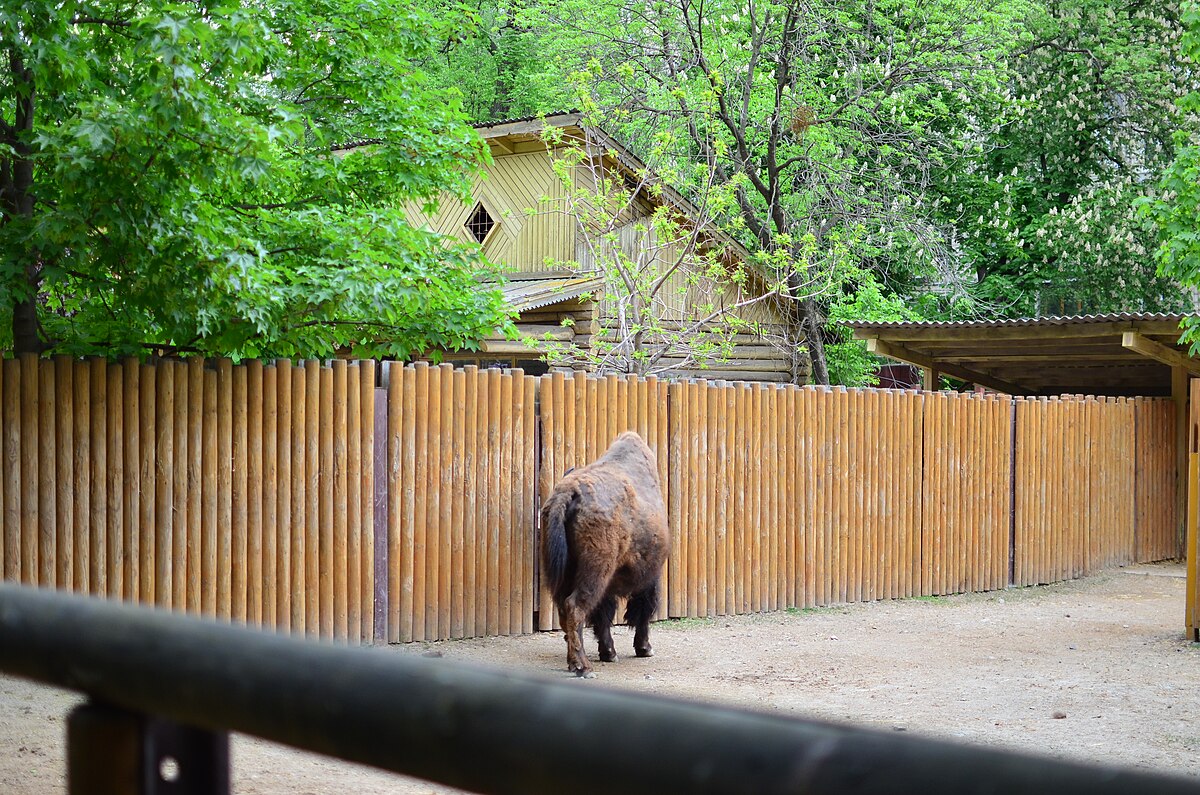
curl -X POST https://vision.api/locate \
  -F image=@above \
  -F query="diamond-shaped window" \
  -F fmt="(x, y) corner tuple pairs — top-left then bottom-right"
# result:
(466, 202), (496, 244)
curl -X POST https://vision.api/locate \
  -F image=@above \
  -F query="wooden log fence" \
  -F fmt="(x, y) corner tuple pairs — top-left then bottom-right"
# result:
(0, 357), (1182, 645)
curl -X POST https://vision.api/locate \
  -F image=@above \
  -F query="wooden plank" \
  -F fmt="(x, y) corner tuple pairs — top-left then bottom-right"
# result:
(724, 386), (744, 614)
(358, 360), (376, 643)
(247, 361), (264, 626)
(753, 383), (766, 611)
(186, 359), (203, 613)
(172, 362), (189, 611)
(799, 388), (815, 607)
(37, 358), (57, 589)
(818, 387), (832, 606)
(289, 362), (307, 634)
(667, 381), (683, 618)
(262, 362), (278, 629)
(106, 365), (124, 599)
(510, 370), (526, 634)
(713, 383), (727, 616)
(275, 360), (294, 633)
(395, 363), (416, 643)
(216, 360), (233, 619)
(487, 368), (503, 636)
(2, 359), (19, 585)
(137, 362), (155, 603)
(919, 393), (934, 596)
(88, 360), (107, 596)
(434, 365), (451, 643)
(437, 364), (454, 641)
(304, 361), (320, 636)
(201, 368), (217, 616)
(53, 357), (72, 591)
(864, 389), (879, 601)
(422, 364), (441, 640)
(153, 361), (172, 608)
(476, 369), (493, 634)
(656, 379), (669, 620)
(332, 360), (349, 642)
(20, 355), (38, 586)
(686, 381), (700, 616)
(317, 364), (334, 640)
(536, 373), (557, 631)
(449, 367), (466, 640)
(412, 362), (430, 641)
(699, 381), (712, 616)
(462, 367), (479, 638)
(344, 362), (360, 642)
(232, 363), (249, 622)
(522, 374), (537, 635)
(73, 360), (90, 595)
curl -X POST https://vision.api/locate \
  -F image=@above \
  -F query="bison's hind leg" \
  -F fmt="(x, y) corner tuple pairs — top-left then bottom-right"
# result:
(590, 595), (618, 663)
(624, 583), (659, 658)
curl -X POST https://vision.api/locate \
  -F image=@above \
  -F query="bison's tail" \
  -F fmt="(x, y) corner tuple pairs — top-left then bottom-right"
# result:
(542, 488), (573, 597)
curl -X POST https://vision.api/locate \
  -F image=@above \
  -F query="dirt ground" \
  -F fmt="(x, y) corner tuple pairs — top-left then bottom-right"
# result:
(3, 562), (1198, 793)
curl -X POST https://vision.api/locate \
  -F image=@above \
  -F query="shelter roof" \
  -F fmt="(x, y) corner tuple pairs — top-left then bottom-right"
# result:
(500, 273), (604, 313)
(845, 313), (1197, 397)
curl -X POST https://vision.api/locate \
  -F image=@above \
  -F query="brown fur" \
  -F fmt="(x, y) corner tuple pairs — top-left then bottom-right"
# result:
(541, 431), (670, 677)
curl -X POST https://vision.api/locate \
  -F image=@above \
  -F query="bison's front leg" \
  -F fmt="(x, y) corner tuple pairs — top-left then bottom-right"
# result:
(558, 599), (594, 678)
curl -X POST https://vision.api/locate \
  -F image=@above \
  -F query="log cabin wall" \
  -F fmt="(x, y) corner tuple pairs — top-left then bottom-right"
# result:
(408, 117), (808, 384)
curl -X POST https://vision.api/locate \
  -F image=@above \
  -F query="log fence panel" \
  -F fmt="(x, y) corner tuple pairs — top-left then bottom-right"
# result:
(0, 360), (1181, 645)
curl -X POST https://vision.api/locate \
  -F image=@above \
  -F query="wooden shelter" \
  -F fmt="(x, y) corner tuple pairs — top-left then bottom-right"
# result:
(846, 313), (1196, 397)
(402, 113), (803, 383)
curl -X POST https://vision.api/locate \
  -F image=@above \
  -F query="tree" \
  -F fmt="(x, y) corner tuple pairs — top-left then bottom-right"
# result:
(518, 0), (1025, 383)
(530, 126), (801, 376)
(937, 0), (1193, 317)
(0, 0), (513, 359)
(1144, 2), (1200, 343)
(417, 0), (555, 123)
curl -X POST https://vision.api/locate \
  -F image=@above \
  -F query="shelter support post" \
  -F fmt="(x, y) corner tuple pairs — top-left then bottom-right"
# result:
(68, 701), (229, 795)
(1187, 379), (1200, 642)
(922, 367), (940, 392)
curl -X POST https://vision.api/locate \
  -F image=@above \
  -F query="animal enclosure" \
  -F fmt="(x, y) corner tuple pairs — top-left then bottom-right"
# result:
(0, 356), (1181, 644)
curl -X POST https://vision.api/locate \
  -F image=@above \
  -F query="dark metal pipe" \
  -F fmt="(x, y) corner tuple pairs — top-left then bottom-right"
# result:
(0, 583), (1195, 795)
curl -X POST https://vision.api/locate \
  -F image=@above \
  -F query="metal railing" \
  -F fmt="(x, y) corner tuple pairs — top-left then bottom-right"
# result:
(0, 582), (1196, 795)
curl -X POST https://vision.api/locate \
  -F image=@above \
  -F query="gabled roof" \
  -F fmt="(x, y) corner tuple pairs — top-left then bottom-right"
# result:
(846, 313), (1196, 397)
(476, 113), (757, 268)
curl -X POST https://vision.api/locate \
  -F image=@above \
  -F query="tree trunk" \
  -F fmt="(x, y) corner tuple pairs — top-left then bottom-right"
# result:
(4, 51), (43, 354)
(799, 298), (829, 385)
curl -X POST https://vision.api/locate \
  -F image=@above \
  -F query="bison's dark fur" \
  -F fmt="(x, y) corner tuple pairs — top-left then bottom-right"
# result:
(541, 431), (670, 678)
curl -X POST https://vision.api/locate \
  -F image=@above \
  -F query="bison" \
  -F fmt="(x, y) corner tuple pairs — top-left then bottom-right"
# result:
(541, 431), (670, 678)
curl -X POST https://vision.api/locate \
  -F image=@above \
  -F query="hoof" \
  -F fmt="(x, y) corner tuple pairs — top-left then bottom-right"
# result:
(599, 650), (618, 663)
(576, 669), (596, 679)
(635, 647), (654, 658)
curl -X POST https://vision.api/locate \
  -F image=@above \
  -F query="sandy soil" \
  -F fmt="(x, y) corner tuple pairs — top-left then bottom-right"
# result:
(3, 562), (1198, 794)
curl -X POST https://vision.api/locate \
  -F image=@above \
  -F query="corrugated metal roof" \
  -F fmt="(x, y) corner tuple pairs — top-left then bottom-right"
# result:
(846, 312), (1192, 331)
(500, 275), (604, 313)
(474, 111), (580, 128)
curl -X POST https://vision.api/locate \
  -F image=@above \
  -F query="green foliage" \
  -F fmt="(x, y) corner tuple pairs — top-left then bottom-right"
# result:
(417, 0), (558, 123)
(938, 0), (1192, 317)
(825, 259), (917, 386)
(1144, 2), (1200, 346)
(0, 0), (513, 358)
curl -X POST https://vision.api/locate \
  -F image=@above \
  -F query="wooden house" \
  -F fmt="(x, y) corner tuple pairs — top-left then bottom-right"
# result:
(402, 113), (806, 383)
